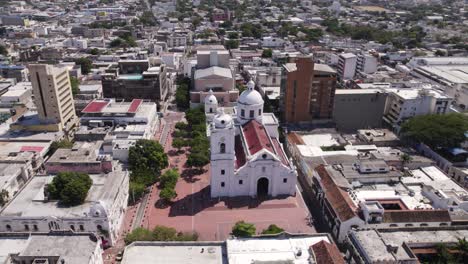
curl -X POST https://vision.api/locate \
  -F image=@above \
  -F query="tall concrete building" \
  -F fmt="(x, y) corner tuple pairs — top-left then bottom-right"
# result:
(28, 64), (77, 131)
(281, 56), (337, 124)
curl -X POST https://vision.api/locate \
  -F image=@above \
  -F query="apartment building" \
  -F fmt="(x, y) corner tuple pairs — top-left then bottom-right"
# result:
(282, 56), (337, 124)
(337, 53), (357, 81)
(28, 64), (77, 131)
(383, 87), (452, 131)
(102, 60), (168, 104)
(356, 52), (378, 76)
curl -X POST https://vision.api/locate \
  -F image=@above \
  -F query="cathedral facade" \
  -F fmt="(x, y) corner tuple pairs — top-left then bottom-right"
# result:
(207, 80), (297, 198)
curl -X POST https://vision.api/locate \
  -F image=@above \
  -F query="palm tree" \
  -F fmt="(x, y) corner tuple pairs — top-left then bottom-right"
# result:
(0, 189), (9, 207)
(455, 237), (468, 263)
(400, 153), (413, 170)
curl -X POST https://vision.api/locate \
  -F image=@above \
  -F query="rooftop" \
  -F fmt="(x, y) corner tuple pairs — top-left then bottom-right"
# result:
(122, 241), (225, 264)
(0, 171), (128, 218)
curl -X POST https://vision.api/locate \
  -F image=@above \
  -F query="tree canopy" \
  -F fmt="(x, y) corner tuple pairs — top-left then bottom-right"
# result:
(49, 139), (73, 155)
(124, 225), (198, 245)
(70, 76), (79, 96)
(231, 221), (256, 237)
(400, 113), (468, 149)
(75, 57), (93, 75)
(46, 172), (92, 206)
(261, 224), (284, 235)
(129, 139), (168, 176)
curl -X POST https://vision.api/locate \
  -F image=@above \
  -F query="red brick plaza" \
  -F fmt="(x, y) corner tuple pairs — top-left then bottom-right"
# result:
(139, 112), (315, 241)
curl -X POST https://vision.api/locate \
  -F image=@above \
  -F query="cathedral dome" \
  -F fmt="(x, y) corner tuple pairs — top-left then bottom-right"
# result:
(238, 80), (264, 106)
(204, 89), (218, 105)
(213, 108), (233, 128)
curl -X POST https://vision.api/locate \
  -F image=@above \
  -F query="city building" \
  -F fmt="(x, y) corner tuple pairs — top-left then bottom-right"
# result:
(208, 80), (297, 198)
(408, 57), (468, 110)
(21, 64), (77, 132)
(0, 171), (129, 247)
(191, 49), (238, 107)
(78, 98), (158, 161)
(333, 89), (388, 132)
(102, 60), (168, 104)
(383, 87), (452, 131)
(282, 56), (337, 124)
(0, 232), (103, 264)
(121, 233), (344, 264)
(345, 228), (468, 264)
(356, 52), (378, 76)
(337, 53), (357, 81)
(0, 64), (28, 82)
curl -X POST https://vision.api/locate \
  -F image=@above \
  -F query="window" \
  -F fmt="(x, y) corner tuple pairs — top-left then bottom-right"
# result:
(97, 225), (103, 230)
(420, 223), (428, 227)
(241, 109), (245, 117)
(250, 110), (254, 118)
(405, 224), (413, 227)
(70, 225), (75, 231)
(33, 225), (38, 231)
(239, 180), (243, 185)
(221, 182), (225, 187)
(258, 109), (262, 115)
(5, 225), (11, 231)
(389, 224), (398, 227)
(283, 178), (287, 183)
(220, 143), (226, 153)
(80, 225), (84, 231)
(24, 225), (29, 231)
(210, 108), (213, 113)
(262, 167), (266, 173)
(221, 170), (225, 175)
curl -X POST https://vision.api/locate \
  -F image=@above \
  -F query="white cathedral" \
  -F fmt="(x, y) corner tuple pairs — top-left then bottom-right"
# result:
(205, 80), (297, 198)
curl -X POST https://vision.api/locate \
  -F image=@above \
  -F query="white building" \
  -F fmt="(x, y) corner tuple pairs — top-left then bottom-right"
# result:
(209, 80), (297, 198)
(80, 99), (158, 161)
(382, 87), (452, 131)
(63, 38), (88, 49)
(356, 53), (378, 75)
(408, 57), (468, 110)
(261, 36), (285, 48)
(337, 53), (357, 81)
(0, 170), (129, 247)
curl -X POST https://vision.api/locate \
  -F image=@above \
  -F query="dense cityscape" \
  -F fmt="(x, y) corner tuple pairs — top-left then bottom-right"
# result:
(0, 0), (467, 263)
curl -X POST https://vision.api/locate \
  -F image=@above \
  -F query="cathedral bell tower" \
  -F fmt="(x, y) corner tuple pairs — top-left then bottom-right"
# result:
(210, 108), (235, 198)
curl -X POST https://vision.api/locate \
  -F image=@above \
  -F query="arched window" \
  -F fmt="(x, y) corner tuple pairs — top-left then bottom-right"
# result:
(220, 143), (226, 153)
(70, 225), (75, 231)
(6, 224), (11, 231)
(210, 108), (213, 113)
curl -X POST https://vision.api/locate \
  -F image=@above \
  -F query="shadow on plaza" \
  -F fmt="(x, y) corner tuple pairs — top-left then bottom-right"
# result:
(168, 187), (291, 217)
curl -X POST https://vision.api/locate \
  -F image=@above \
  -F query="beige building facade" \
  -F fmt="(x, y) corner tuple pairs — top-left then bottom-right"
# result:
(28, 64), (77, 131)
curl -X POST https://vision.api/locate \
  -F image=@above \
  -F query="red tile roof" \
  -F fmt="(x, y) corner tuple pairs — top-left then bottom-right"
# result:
(235, 135), (246, 169)
(316, 165), (357, 222)
(311, 240), (345, 264)
(242, 120), (274, 155)
(271, 138), (288, 165)
(82, 100), (109, 113)
(20, 146), (44, 153)
(383, 210), (451, 223)
(127, 99), (143, 113)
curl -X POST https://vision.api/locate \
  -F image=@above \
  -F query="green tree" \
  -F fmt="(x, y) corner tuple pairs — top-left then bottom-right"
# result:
(49, 139), (73, 155)
(152, 225), (177, 241)
(261, 224), (284, 235)
(0, 45), (8, 56)
(172, 138), (186, 153)
(262, 48), (273, 58)
(232, 221), (256, 238)
(70, 76), (79, 96)
(75, 57), (93, 75)
(0, 189), (9, 207)
(46, 172), (93, 206)
(129, 139), (168, 176)
(433, 243), (455, 264)
(89, 48), (100, 55)
(225, 39), (239, 49)
(159, 187), (177, 202)
(129, 182), (146, 204)
(175, 82), (189, 110)
(399, 153), (413, 169)
(455, 237), (468, 263)
(175, 122), (188, 130)
(187, 152), (209, 171)
(400, 113), (468, 149)
(160, 169), (179, 189)
(124, 227), (154, 245)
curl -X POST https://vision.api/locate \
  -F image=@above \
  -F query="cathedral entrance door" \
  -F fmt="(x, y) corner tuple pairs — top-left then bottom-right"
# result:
(257, 178), (269, 197)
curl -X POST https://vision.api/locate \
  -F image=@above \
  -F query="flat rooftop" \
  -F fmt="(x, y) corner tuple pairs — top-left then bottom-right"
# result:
(122, 242), (225, 264)
(0, 171), (127, 218)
